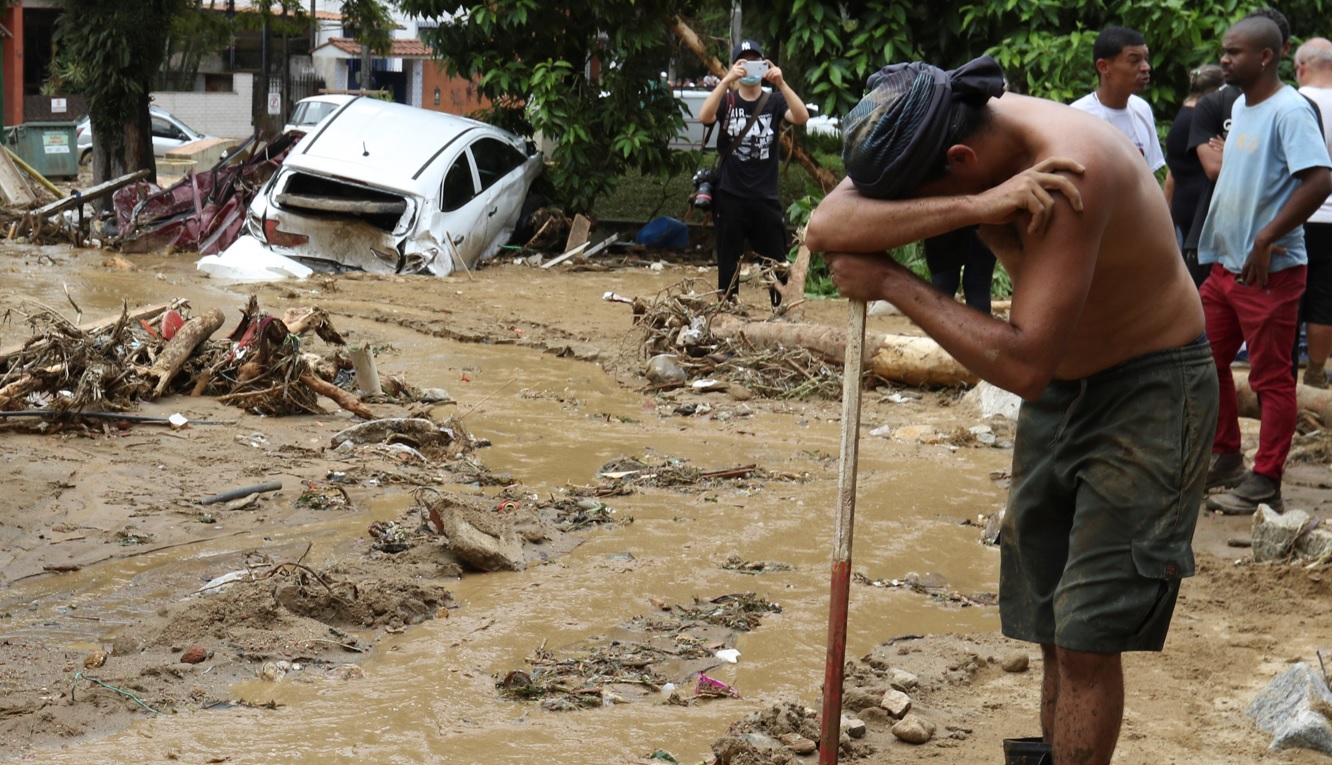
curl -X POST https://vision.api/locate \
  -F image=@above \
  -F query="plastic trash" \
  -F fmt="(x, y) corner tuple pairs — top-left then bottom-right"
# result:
(715, 648), (741, 663)
(197, 235), (313, 282)
(646, 354), (687, 385)
(635, 216), (689, 249)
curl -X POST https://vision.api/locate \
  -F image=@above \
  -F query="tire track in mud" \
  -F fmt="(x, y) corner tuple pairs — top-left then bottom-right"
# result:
(334, 305), (613, 364)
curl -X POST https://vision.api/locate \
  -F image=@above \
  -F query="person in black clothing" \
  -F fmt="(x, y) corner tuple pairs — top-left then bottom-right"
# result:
(698, 39), (810, 302)
(923, 227), (997, 313)
(1165, 64), (1224, 286)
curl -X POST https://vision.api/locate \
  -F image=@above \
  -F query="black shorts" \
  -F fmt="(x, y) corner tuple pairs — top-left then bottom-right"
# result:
(999, 338), (1218, 653)
(1302, 222), (1332, 326)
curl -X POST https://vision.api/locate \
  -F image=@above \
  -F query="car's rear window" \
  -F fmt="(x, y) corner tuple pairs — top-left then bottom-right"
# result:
(295, 102), (340, 127)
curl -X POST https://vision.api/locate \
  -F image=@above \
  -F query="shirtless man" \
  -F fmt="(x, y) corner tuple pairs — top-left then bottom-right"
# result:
(806, 56), (1217, 765)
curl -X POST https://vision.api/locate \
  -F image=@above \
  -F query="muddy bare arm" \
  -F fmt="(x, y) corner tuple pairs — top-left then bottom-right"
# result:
(826, 177), (1103, 399)
(806, 158), (1085, 254)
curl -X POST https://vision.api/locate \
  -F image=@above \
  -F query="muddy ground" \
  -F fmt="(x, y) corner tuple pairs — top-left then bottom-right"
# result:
(2, 241), (1331, 764)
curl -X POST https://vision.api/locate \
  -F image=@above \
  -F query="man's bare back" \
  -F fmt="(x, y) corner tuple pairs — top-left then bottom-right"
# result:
(980, 93), (1204, 379)
(808, 92), (1203, 397)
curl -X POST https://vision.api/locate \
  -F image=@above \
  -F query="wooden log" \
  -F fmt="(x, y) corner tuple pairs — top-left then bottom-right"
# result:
(708, 313), (978, 388)
(148, 308), (225, 399)
(0, 373), (39, 410)
(1234, 370), (1332, 425)
(867, 336), (980, 387)
(29, 168), (151, 221)
(774, 240), (812, 318)
(301, 373), (373, 419)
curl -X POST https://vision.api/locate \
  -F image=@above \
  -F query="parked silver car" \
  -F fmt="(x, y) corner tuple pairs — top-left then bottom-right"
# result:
(246, 97), (543, 275)
(283, 94), (357, 135)
(75, 107), (214, 165)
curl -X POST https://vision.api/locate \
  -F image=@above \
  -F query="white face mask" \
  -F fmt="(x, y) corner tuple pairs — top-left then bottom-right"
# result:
(739, 60), (767, 87)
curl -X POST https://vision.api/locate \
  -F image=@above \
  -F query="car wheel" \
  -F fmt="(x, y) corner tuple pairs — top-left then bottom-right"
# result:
(79, 149), (92, 166)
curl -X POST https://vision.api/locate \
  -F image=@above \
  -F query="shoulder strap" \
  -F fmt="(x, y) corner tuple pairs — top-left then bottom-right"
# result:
(718, 90), (771, 165)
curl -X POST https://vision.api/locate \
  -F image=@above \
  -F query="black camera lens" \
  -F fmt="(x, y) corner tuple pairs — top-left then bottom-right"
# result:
(692, 170), (714, 209)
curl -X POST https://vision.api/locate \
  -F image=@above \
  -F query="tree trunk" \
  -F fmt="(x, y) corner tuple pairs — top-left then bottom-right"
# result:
(708, 314), (978, 387)
(666, 15), (837, 194)
(148, 308), (225, 398)
(301, 373), (373, 419)
(123, 100), (158, 186)
(1235, 370), (1332, 426)
(774, 240), (812, 318)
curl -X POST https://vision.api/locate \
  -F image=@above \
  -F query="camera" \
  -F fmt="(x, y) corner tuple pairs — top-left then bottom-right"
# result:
(691, 168), (718, 209)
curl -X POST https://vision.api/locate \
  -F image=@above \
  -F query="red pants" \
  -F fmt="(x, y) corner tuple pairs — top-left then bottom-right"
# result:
(1200, 263), (1306, 479)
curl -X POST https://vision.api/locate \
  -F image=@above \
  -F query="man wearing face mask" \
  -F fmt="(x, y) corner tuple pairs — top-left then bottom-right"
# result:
(698, 39), (810, 303)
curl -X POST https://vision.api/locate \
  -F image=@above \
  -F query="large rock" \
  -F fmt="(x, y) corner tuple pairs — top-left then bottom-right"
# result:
(842, 686), (884, 712)
(1001, 650), (1030, 673)
(1248, 662), (1332, 755)
(1252, 505), (1308, 561)
(891, 714), (936, 744)
(889, 668), (919, 692)
(1301, 527), (1332, 560)
(841, 715), (866, 739)
(440, 498), (526, 572)
(962, 380), (1022, 420)
(880, 688), (912, 718)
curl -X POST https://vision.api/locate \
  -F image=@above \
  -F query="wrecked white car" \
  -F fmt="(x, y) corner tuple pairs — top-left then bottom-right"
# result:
(244, 97), (543, 275)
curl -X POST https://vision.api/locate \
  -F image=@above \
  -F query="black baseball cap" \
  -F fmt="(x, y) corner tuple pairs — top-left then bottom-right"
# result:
(732, 39), (764, 61)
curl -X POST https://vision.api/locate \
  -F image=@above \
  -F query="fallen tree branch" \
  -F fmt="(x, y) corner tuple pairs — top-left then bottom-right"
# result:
(708, 313), (978, 387)
(148, 308), (225, 399)
(300, 373), (372, 419)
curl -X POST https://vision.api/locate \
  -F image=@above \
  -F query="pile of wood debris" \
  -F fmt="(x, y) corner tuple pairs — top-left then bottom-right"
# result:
(0, 295), (369, 425)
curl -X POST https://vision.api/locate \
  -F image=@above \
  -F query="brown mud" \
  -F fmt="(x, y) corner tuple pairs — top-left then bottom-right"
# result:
(1, 245), (1330, 764)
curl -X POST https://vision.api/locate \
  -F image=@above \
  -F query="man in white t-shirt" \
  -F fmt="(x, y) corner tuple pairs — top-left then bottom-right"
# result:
(1070, 26), (1166, 172)
(1296, 36), (1332, 387)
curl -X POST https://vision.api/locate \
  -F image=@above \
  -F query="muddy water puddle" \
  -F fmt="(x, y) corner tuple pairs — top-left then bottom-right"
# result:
(4, 252), (1011, 762)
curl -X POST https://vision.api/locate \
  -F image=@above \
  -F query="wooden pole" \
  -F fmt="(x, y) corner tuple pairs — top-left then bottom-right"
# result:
(820, 299), (866, 764)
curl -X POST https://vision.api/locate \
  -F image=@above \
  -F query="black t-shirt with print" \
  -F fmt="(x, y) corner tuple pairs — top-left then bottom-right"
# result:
(714, 88), (789, 201)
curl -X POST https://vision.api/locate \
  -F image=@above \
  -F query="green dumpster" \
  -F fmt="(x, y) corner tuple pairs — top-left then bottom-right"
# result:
(5, 121), (79, 179)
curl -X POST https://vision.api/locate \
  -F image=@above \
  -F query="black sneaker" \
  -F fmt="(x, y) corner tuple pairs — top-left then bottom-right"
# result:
(1205, 452), (1246, 491)
(1206, 470), (1283, 515)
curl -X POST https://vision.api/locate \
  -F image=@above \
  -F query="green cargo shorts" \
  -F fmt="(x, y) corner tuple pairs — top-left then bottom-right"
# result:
(999, 337), (1218, 653)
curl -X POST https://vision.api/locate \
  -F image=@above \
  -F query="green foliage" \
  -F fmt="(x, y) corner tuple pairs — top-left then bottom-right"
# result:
(162, 2), (233, 91)
(398, 0), (696, 213)
(769, 0), (1328, 130)
(341, 0), (397, 55)
(51, 0), (190, 156)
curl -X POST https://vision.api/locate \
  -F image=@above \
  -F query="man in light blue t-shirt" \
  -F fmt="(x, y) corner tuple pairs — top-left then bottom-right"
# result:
(1198, 16), (1332, 515)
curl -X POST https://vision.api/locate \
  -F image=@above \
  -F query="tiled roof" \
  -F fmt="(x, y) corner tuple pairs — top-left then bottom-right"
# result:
(325, 37), (434, 58)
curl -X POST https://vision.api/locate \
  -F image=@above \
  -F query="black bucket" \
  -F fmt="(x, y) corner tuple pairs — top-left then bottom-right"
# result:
(1003, 736), (1052, 765)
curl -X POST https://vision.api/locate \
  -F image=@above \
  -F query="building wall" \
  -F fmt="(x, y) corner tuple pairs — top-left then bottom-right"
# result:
(421, 60), (488, 117)
(3, 5), (23, 127)
(150, 73), (255, 139)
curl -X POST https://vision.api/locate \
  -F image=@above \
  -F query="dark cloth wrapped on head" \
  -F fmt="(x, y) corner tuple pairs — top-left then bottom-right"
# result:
(841, 55), (1006, 199)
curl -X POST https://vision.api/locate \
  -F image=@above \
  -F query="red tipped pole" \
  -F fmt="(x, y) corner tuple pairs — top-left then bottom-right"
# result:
(820, 298), (867, 765)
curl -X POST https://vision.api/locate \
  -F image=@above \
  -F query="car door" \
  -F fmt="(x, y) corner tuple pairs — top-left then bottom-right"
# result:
(150, 115), (188, 157)
(467, 136), (528, 252)
(427, 149), (490, 269)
